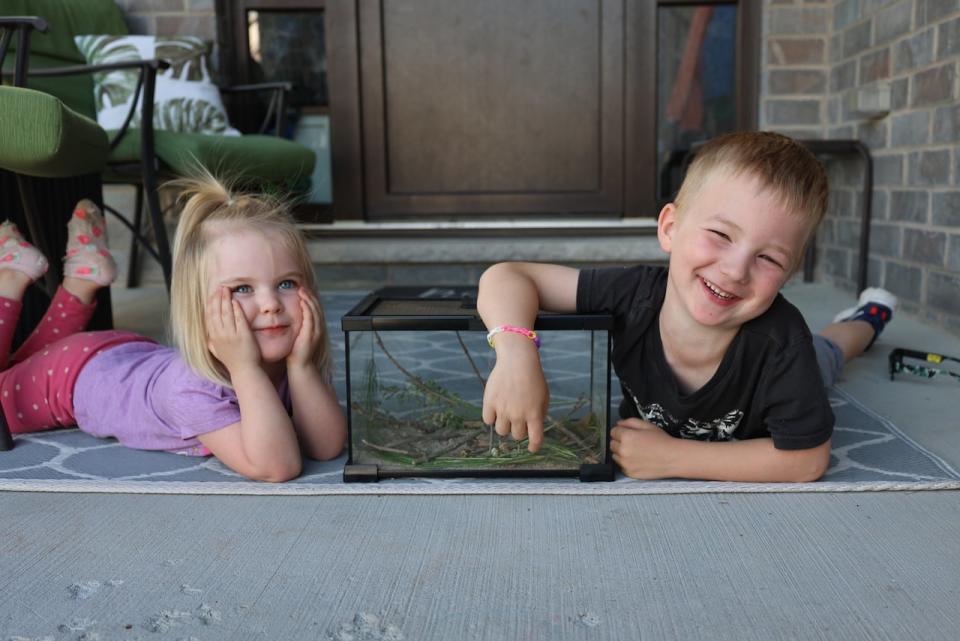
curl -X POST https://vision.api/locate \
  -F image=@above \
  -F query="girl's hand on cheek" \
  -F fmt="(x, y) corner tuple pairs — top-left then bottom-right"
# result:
(206, 286), (261, 373)
(287, 287), (323, 369)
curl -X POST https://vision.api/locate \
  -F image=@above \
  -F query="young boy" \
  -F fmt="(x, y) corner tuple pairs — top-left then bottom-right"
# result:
(477, 131), (896, 483)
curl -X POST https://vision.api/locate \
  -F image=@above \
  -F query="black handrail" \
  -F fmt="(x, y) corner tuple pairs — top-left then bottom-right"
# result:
(800, 140), (872, 294)
(220, 81), (293, 136)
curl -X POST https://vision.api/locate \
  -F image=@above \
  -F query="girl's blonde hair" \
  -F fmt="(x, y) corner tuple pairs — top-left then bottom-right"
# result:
(167, 171), (330, 387)
(675, 131), (829, 237)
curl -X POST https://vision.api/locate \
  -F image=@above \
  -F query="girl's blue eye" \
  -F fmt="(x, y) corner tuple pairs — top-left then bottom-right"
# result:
(232, 285), (253, 294)
(279, 279), (297, 290)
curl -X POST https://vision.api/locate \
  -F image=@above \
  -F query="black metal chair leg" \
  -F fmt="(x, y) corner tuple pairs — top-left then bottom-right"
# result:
(125, 185), (144, 288)
(142, 174), (172, 290)
(138, 63), (172, 291)
(14, 174), (60, 296)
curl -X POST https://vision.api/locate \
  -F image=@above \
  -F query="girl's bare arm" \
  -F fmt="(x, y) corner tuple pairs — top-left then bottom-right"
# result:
(197, 286), (302, 482)
(285, 287), (347, 460)
(198, 368), (303, 482)
(287, 364), (347, 460)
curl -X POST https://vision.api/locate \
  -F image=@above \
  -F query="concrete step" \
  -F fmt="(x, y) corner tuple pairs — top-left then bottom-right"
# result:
(304, 219), (664, 288)
(104, 186), (663, 291)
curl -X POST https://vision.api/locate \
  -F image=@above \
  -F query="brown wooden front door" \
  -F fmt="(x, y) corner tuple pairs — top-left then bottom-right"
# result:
(355, 0), (625, 219)
(219, 0), (760, 222)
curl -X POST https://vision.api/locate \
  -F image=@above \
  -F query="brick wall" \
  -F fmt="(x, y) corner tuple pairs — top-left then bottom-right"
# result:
(115, 0), (215, 41)
(762, 0), (960, 334)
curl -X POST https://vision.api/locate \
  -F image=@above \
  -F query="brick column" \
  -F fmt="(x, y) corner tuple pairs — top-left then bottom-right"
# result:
(762, 0), (960, 335)
(115, 0), (216, 40)
(761, 0), (832, 139)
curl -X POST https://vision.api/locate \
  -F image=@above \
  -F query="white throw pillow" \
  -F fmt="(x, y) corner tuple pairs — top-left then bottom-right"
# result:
(74, 34), (241, 136)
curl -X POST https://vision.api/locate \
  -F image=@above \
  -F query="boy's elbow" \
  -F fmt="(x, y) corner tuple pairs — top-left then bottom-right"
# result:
(804, 454), (830, 483)
(478, 262), (512, 293)
(479, 261), (532, 289)
(480, 261), (513, 279)
(786, 440), (831, 482)
(791, 461), (827, 483)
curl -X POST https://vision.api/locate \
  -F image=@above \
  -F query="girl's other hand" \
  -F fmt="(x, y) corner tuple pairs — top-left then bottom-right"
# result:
(206, 286), (261, 373)
(287, 287), (324, 369)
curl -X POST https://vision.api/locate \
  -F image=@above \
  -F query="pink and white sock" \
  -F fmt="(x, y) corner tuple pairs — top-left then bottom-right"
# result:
(0, 220), (48, 282)
(63, 200), (117, 286)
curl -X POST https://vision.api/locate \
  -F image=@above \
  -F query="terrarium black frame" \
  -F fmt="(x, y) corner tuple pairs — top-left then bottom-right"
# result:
(341, 287), (616, 482)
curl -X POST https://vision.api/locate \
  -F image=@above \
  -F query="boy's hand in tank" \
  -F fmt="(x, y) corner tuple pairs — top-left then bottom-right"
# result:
(288, 287), (323, 370)
(482, 334), (549, 452)
(610, 418), (678, 479)
(206, 286), (261, 373)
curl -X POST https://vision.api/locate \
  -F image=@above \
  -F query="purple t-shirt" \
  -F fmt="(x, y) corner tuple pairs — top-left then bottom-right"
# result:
(73, 342), (290, 456)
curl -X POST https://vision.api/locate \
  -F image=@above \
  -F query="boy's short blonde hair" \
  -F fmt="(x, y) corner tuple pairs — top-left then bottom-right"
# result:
(167, 171), (330, 387)
(675, 131), (828, 237)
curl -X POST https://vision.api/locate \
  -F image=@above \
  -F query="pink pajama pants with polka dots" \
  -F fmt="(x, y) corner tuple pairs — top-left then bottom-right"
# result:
(0, 287), (148, 433)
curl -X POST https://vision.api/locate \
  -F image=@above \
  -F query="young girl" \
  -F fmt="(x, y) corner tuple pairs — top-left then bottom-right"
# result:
(0, 175), (346, 482)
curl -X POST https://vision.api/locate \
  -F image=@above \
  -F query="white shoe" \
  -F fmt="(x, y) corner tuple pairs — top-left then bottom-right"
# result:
(833, 287), (899, 323)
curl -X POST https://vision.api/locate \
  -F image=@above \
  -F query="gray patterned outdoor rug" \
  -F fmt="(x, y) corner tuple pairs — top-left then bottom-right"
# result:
(1, 291), (958, 495)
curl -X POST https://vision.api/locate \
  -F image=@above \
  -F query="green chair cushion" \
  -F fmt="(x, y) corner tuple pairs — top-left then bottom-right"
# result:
(0, 85), (108, 177)
(107, 130), (317, 186)
(17, 53), (98, 118)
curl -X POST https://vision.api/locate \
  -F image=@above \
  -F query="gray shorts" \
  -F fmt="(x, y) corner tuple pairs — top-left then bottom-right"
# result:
(813, 334), (844, 388)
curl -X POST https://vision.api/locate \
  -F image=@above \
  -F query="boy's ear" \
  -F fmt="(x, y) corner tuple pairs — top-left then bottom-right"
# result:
(657, 203), (678, 254)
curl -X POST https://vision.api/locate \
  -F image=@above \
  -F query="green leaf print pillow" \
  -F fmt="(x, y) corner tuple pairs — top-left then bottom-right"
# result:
(74, 35), (241, 136)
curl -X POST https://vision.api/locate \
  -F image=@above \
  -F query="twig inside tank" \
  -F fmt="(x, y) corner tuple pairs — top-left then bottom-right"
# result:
(417, 428), (487, 464)
(350, 402), (435, 435)
(361, 439), (415, 456)
(544, 397), (592, 451)
(455, 330), (487, 388)
(374, 331), (474, 409)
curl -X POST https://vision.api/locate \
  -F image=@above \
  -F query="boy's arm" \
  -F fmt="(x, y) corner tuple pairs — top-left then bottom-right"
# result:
(477, 262), (581, 452)
(611, 419), (831, 482)
(477, 262), (581, 317)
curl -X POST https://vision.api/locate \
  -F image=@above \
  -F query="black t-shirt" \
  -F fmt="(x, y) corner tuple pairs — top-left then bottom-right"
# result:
(577, 265), (833, 450)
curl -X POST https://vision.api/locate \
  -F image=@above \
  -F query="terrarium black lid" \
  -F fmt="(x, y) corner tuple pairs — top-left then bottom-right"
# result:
(341, 286), (613, 332)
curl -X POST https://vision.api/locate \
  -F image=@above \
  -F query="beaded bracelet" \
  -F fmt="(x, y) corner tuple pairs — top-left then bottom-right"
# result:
(486, 325), (541, 349)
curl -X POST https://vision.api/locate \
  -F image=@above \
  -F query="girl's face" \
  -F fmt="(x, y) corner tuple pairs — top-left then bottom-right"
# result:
(205, 227), (305, 365)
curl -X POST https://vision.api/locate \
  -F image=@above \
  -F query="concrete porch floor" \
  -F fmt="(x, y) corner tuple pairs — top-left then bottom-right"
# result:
(1, 280), (958, 640)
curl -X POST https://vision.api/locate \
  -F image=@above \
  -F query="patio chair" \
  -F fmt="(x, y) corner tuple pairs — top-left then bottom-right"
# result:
(0, 0), (316, 289)
(0, 17), (113, 450)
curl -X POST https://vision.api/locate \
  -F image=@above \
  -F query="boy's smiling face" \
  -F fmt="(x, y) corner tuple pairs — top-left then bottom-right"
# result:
(657, 170), (812, 333)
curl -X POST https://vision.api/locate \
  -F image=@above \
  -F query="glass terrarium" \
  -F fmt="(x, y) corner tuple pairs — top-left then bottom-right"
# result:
(341, 286), (614, 482)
